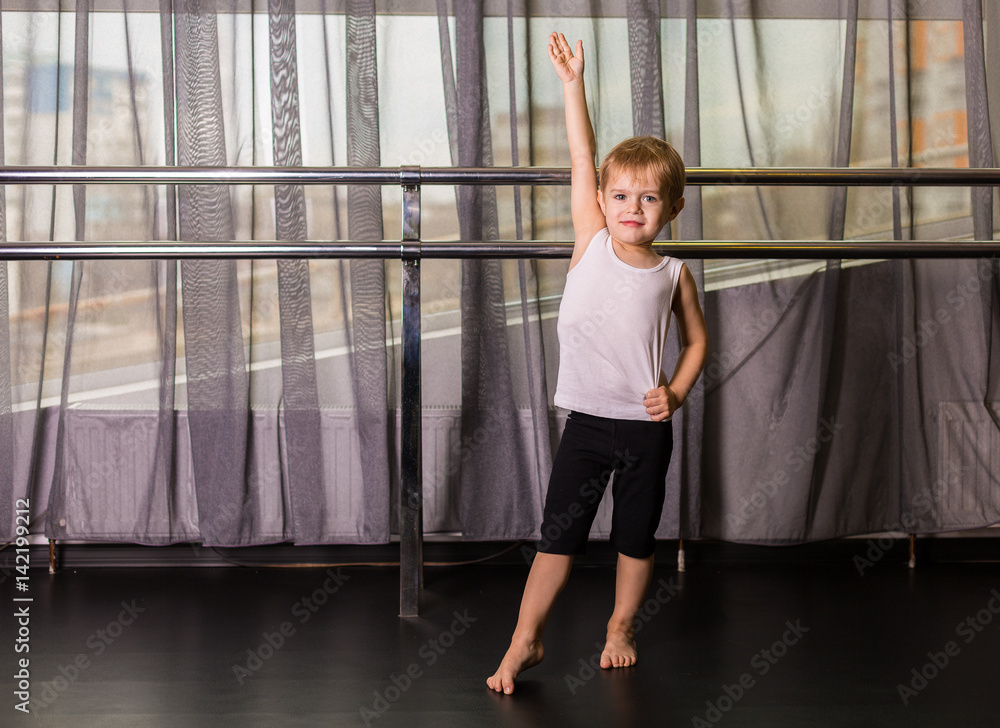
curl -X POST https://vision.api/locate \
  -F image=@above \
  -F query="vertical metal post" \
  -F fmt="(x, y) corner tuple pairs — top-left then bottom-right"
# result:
(399, 167), (423, 617)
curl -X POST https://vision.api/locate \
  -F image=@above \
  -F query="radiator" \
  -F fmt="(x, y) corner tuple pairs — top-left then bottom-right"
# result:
(59, 405), (559, 540)
(937, 401), (1000, 529)
(62, 405), (199, 541)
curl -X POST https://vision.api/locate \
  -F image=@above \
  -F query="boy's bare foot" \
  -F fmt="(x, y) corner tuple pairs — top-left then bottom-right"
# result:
(600, 630), (637, 668)
(486, 638), (545, 695)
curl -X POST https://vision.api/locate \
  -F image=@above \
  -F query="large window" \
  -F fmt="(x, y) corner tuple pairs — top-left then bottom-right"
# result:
(2, 8), (993, 409)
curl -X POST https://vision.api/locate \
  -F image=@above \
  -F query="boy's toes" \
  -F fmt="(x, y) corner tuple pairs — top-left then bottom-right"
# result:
(486, 669), (515, 694)
(601, 631), (638, 669)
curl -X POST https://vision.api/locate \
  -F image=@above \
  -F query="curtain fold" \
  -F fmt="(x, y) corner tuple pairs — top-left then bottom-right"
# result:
(452, 0), (539, 540)
(344, 0), (392, 543)
(147, 0), (183, 545)
(45, 0), (91, 540)
(506, 1), (554, 508)
(269, 0), (325, 544)
(962, 0), (994, 242)
(827, 0), (858, 242)
(174, 2), (255, 546)
(677, 0), (705, 540)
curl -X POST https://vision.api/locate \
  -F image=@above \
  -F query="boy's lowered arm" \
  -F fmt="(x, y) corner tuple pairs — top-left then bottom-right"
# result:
(547, 32), (607, 267)
(644, 265), (708, 422)
(667, 266), (709, 405)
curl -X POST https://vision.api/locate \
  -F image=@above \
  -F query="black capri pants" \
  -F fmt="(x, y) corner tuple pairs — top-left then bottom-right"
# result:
(537, 410), (673, 559)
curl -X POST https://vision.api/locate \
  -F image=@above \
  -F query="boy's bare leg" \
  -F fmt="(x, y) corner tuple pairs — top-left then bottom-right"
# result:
(602, 552), (655, 668)
(487, 551), (574, 694)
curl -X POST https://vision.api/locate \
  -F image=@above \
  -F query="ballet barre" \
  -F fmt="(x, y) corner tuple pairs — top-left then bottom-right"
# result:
(0, 164), (997, 616)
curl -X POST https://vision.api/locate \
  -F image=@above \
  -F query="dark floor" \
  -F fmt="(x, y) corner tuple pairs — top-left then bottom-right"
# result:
(4, 552), (1000, 727)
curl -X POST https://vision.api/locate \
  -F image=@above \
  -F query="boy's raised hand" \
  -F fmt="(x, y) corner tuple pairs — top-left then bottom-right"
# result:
(547, 32), (584, 85)
(547, 30), (603, 264)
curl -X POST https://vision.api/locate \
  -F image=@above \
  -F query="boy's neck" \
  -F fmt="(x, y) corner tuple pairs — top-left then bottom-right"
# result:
(610, 236), (662, 268)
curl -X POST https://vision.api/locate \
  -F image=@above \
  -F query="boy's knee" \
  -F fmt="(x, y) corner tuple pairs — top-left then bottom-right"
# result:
(612, 537), (656, 561)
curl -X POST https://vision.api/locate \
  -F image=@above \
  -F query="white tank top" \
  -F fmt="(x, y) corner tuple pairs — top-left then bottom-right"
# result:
(554, 228), (686, 421)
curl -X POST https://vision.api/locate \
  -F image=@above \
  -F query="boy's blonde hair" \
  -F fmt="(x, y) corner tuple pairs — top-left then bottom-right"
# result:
(599, 136), (686, 205)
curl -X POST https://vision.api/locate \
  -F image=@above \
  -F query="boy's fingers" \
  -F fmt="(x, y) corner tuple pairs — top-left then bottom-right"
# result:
(576, 39), (584, 63)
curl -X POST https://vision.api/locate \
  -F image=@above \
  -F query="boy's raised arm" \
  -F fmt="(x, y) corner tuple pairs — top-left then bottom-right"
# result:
(547, 32), (607, 266)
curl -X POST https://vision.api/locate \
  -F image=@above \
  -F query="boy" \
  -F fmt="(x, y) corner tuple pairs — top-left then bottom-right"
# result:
(486, 32), (708, 695)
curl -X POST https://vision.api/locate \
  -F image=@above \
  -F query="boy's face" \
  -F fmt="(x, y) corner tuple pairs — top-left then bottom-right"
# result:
(598, 167), (684, 246)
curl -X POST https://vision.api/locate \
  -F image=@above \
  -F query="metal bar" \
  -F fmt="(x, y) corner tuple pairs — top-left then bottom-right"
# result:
(686, 168), (1000, 186)
(0, 165), (999, 186)
(399, 172), (423, 618)
(0, 166), (408, 186)
(1, 240), (998, 260)
(0, 242), (404, 259)
(418, 241), (1000, 259)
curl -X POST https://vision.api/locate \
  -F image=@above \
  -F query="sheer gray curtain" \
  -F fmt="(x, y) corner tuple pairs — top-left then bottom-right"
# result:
(3, 0), (396, 545)
(700, 0), (999, 541)
(0, 1), (997, 547)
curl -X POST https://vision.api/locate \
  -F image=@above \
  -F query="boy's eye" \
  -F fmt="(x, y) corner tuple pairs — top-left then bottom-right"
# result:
(614, 194), (626, 200)
(643, 195), (658, 202)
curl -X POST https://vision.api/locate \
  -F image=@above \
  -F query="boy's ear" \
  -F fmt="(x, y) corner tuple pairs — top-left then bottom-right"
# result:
(597, 189), (607, 215)
(667, 196), (685, 221)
